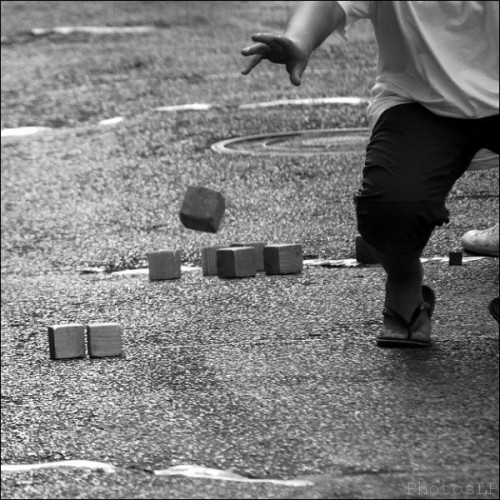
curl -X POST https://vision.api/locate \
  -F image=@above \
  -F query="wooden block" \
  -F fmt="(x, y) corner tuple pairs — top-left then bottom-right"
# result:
(179, 186), (225, 233)
(231, 242), (266, 271)
(87, 323), (122, 358)
(148, 250), (181, 280)
(201, 245), (225, 276)
(449, 251), (463, 266)
(48, 323), (86, 360)
(216, 247), (256, 278)
(264, 244), (303, 275)
(355, 236), (378, 264)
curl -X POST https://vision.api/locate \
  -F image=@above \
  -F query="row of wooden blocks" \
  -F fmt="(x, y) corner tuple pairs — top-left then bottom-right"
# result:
(48, 323), (122, 360)
(148, 235), (464, 280)
(148, 243), (303, 280)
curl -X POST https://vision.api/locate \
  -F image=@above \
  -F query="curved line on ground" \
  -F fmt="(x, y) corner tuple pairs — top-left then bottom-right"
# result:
(1, 96), (498, 172)
(0, 461), (312, 486)
(1, 126), (52, 138)
(211, 128), (499, 170)
(210, 127), (370, 156)
(85, 255), (487, 277)
(153, 464), (314, 486)
(98, 116), (125, 126)
(31, 26), (158, 36)
(0, 97), (368, 139)
(238, 96), (368, 109)
(1, 460), (116, 473)
(155, 103), (214, 112)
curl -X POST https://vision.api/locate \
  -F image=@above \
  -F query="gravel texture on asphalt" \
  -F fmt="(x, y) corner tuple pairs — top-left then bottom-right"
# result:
(2, 260), (498, 498)
(2, 2), (498, 498)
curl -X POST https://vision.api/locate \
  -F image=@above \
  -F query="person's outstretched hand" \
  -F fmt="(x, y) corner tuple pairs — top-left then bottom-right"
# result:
(241, 33), (310, 86)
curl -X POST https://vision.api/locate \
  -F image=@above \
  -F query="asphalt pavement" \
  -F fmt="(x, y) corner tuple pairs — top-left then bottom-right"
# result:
(1, 254), (498, 499)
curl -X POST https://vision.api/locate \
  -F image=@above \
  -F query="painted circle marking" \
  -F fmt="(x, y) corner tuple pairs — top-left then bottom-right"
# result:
(212, 128), (498, 171)
(211, 128), (370, 156)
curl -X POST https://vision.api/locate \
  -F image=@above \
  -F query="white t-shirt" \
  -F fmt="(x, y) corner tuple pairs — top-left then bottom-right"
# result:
(336, 1), (499, 126)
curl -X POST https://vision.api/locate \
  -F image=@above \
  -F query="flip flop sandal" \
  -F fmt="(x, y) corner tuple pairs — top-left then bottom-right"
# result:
(377, 285), (436, 348)
(489, 297), (499, 323)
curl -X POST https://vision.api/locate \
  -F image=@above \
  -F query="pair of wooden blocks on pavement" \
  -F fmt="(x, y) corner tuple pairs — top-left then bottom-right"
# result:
(48, 323), (122, 360)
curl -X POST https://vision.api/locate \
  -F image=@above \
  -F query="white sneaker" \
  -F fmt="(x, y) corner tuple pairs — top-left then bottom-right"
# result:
(460, 224), (499, 256)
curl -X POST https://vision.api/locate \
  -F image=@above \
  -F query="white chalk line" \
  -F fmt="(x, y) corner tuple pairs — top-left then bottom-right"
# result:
(1, 460), (116, 473)
(1, 126), (53, 138)
(2, 107), (498, 171)
(238, 96), (368, 109)
(77, 255), (489, 277)
(1, 24), (499, 168)
(155, 103), (214, 112)
(1, 97), (369, 139)
(0, 88), (498, 172)
(153, 464), (314, 487)
(31, 26), (158, 36)
(307, 255), (488, 267)
(0, 462), (313, 487)
(1, 121), (124, 138)
(98, 116), (125, 126)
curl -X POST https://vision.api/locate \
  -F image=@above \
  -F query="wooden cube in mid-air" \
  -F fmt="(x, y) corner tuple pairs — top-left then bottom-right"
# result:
(264, 244), (303, 275)
(179, 186), (225, 233)
(48, 323), (86, 360)
(216, 247), (256, 278)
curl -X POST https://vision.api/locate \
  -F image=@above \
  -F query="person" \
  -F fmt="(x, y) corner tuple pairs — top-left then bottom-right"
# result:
(461, 223), (499, 323)
(241, 1), (499, 346)
(461, 224), (499, 257)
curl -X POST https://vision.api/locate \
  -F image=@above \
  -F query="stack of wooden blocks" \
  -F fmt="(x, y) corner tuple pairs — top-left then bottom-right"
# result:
(48, 323), (122, 360)
(147, 243), (303, 280)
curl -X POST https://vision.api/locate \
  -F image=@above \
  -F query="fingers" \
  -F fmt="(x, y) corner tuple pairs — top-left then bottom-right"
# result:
(288, 61), (306, 86)
(241, 42), (269, 57)
(241, 33), (299, 78)
(241, 54), (262, 75)
(250, 33), (282, 45)
(240, 37), (274, 76)
(289, 67), (302, 86)
(242, 33), (288, 56)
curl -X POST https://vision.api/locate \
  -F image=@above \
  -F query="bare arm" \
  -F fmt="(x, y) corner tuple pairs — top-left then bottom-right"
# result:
(241, 1), (346, 86)
(284, 1), (347, 55)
